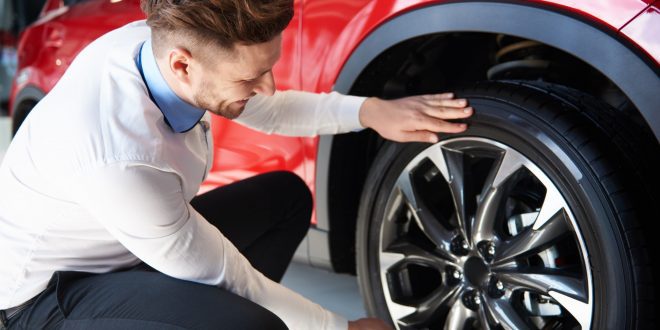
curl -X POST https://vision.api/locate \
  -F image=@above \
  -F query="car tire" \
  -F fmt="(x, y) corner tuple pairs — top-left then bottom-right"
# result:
(356, 81), (657, 329)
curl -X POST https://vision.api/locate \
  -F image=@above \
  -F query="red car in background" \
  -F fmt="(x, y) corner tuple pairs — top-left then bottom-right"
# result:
(0, 0), (44, 114)
(8, 0), (660, 328)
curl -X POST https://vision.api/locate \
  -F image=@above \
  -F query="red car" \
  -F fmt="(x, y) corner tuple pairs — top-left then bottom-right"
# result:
(9, 0), (660, 328)
(0, 0), (44, 114)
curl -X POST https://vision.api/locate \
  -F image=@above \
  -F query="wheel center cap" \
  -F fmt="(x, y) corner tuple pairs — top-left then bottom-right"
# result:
(464, 257), (489, 286)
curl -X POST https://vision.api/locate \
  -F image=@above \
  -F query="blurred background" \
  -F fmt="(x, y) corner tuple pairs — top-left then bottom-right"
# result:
(1, 0), (45, 116)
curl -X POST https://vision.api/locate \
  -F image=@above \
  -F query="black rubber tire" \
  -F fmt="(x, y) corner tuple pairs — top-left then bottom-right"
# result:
(356, 80), (658, 329)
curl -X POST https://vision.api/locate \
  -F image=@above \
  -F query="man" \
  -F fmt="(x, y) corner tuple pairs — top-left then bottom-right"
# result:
(0, 0), (473, 329)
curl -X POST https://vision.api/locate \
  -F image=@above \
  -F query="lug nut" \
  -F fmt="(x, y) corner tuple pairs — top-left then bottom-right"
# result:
(478, 241), (496, 262)
(462, 290), (481, 310)
(446, 267), (463, 286)
(487, 243), (495, 256)
(488, 277), (505, 298)
(451, 236), (470, 256)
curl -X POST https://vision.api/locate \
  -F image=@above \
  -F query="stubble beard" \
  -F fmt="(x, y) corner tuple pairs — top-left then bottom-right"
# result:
(193, 91), (243, 120)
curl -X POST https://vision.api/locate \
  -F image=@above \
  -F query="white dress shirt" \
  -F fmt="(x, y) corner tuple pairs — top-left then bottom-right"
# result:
(0, 20), (366, 329)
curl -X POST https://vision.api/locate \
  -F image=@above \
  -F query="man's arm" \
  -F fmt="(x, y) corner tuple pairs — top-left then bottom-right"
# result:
(72, 163), (346, 329)
(237, 90), (366, 135)
(237, 90), (472, 141)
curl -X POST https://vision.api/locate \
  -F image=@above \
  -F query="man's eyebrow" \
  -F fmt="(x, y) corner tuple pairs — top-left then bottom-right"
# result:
(244, 68), (271, 81)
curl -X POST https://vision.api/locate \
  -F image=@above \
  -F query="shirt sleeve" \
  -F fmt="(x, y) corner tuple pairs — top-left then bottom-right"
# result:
(236, 90), (367, 136)
(72, 162), (347, 330)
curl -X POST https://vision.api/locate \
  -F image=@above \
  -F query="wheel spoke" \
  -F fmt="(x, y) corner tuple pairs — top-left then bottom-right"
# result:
(549, 291), (592, 329)
(472, 187), (503, 244)
(494, 209), (568, 265)
(400, 285), (461, 327)
(473, 149), (526, 243)
(380, 252), (406, 274)
(426, 146), (450, 182)
(381, 249), (458, 322)
(487, 148), (527, 190)
(395, 169), (420, 211)
(380, 251), (419, 321)
(411, 207), (454, 253)
(441, 149), (470, 242)
(396, 171), (454, 250)
(496, 270), (587, 302)
(386, 239), (455, 270)
(387, 300), (417, 324)
(532, 184), (565, 230)
(477, 303), (494, 330)
(483, 296), (531, 330)
(442, 295), (474, 330)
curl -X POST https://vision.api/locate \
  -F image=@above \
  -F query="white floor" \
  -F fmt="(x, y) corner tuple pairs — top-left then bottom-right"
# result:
(0, 115), (367, 321)
(282, 262), (366, 321)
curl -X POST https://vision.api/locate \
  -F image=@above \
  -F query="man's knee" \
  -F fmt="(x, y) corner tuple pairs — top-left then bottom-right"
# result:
(283, 172), (312, 236)
(268, 171), (312, 202)
(267, 171), (313, 221)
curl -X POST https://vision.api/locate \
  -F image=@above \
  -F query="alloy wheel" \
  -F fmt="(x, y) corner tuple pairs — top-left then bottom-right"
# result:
(378, 137), (593, 330)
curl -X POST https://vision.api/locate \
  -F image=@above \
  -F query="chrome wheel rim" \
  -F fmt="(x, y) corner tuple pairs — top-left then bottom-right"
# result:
(378, 137), (593, 330)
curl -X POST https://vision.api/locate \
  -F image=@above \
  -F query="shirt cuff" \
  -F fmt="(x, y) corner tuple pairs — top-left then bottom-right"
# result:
(339, 94), (368, 132)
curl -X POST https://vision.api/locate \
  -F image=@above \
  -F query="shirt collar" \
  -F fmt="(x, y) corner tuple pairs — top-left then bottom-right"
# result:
(137, 39), (205, 133)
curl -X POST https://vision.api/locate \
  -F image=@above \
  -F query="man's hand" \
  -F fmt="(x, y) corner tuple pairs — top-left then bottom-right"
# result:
(348, 318), (393, 330)
(358, 93), (473, 143)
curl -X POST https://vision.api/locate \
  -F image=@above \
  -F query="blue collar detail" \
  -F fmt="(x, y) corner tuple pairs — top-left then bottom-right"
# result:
(136, 39), (205, 133)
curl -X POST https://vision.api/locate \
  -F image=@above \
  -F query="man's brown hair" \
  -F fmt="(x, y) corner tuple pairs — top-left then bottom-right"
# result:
(141, 0), (293, 56)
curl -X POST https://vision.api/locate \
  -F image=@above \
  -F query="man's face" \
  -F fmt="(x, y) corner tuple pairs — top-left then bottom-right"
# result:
(189, 35), (282, 119)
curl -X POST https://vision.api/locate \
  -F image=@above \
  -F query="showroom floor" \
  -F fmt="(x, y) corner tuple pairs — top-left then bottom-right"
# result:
(0, 115), (366, 321)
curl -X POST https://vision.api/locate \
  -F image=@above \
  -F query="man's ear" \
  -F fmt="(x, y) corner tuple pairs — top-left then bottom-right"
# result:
(168, 47), (193, 84)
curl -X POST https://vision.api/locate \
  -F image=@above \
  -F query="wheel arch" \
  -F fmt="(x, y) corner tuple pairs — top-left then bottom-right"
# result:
(316, 1), (660, 272)
(335, 2), (659, 134)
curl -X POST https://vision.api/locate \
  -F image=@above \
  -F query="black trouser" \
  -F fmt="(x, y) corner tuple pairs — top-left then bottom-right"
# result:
(5, 171), (312, 329)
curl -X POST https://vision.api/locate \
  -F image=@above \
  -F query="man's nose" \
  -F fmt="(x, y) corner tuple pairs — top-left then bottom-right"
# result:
(254, 71), (276, 96)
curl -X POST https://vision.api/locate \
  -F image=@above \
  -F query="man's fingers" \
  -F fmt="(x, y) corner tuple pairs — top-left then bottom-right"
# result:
(423, 106), (473, 119)
(417, 117), (468, 133)
(424, 98), (469, 108)
(410, 107), (471, 130)
(422, 93), (455, 101)
(397, 123), (468, 143)
(397, 130), (440, 143)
